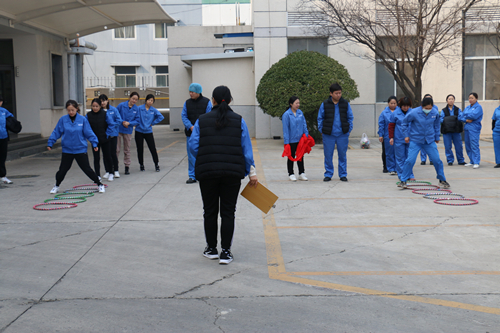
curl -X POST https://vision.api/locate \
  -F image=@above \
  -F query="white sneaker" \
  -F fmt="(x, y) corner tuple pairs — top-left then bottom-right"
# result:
(98, 184), (105, 193)
(114, 171), (120, 178)
(473, 164), (479, 169)
(2, 177), (13, 184)
(50, 185), (59, 194)
(98, 176), (102, 181)
(289, 174), (297, 182)
(108, 174), (114, 181)
(464, 163), (472, 167)
(102, 172), (109, 179)
(298, 173), (308, 181)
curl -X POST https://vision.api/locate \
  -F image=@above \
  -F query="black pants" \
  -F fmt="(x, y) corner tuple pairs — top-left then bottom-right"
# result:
(0, 138), (8, 177)
(92, 141), (113, 176)
(55, 153), (101, 186)
(287, 142), (305, 175)
(135, 132), (159, 166)
(381, 140), (387, 171)
(107, 136), (119, 172)
(199, 177), (241, 250)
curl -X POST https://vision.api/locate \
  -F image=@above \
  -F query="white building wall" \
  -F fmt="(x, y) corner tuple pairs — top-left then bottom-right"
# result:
(202, 4), (252, 26)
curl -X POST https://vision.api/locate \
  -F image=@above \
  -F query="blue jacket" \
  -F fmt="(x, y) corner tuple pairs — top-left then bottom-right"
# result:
(0, 107), (14, 139)
(116, 101), (139, 134)
(492, 106), (500, 134)
(389, 108), (412, 143)
(317, 100), (354, 136)
(282, 108), (308, 144)
(459, 102), (483, 133)
(378, 106), (399, 139)
(134, 105), (164, 134)
(401, 107), (441, 144)
(47, 114), (98, 154)
(105, 105), (123, 137)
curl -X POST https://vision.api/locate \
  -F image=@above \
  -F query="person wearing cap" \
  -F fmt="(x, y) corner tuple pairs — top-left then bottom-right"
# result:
(182, 83), (212, 184)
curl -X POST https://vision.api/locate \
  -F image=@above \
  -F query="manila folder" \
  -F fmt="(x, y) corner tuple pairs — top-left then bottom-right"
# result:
(240, 182), (278, 214)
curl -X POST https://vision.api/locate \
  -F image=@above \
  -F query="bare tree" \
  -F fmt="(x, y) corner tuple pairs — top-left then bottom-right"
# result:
(299, 0), (487, 106)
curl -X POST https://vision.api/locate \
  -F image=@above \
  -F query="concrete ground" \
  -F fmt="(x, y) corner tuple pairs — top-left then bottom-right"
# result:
(1, 125), (499, 333)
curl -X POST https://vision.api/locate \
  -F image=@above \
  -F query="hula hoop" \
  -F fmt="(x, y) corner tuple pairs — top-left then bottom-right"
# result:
(73, 184), (108, 188)
(57, 192), (94, 198)
(412, 189), (452, 195)
(65, 188), (98, 193)
(33, 202), (78, 211)
(424, 193), (464, 200)
(405, 184), (440, 190)
(44, 197), (87, 204)
(433, 198), (479, 206)
(64, 189), (96, 195)
(396, 180), (432, 185)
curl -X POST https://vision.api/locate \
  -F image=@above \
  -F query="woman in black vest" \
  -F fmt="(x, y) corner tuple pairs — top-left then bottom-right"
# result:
(440, 94), (465, 166)
(189, 85), (258, 264)
(86, 98), (113, 180)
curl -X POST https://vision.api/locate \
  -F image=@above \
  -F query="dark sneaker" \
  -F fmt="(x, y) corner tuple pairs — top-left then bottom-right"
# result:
(430, 161), (434, 165)
(398, 181), (407, 189)
(186, 178), (197, 184)
(203, 246), (219, 260)
(340, 177), (348, 182)
(495, 164), (500, 168)
(125, 166), (130, 175)
(219, 249), (233, 264)
(155, 165), (160, 172)
(383, 169), (389, 173)
(140, 165), (145, 172)
(439, 180), (450, 189)
(420, 161), (426, 165)
(458, 162), (466, 165)
(323, 177), (332, 182)
(448, 162), (453, 166)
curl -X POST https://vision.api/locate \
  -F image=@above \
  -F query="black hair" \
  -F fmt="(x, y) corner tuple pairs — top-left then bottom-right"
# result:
(446, 94), (455, 101)
(65, 100), (80, 113)
(130, 91), (140, 99)
(212, 85), (232, 129)
(469, 92), (478, 99)
(398, 97), (412, 108)
(99, 94), (108, 101)
(91, 98), (102, 107)
(0, 96), (3, 102)
(424, 93), (432, 99)
(145, 94), (155, 102)
(288, 96), (299, 110)
(421, 97), (434, 108)
(387, 95), (397, 104)
(329, 83), (342, 93)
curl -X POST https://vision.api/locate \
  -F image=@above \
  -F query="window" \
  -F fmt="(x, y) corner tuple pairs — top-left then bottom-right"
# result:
(155, 66), (169, 87)
(115, 66), (136, 88)
(288, 38), (328, 55)
(465, 34), (500, 100)
(51, 54), (64, 106)
(114, 26), (135, 39)
(154, 23), (174, 39)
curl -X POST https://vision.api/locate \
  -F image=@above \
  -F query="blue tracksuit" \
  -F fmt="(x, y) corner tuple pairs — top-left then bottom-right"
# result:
(440, 105), (464, 164)
(282, 108), (308, 144)
(390, 108), (414, 179)
(134, 105), (164, 134)
(378, 106), (398, 172)
(458, 102), (483, 165)
(400, 107), (446, 182)
(492, 106), (500, 164)
(418, 105), (439, 162)
(0, 107), (14, 140)
(116, 101), (139, 135)
(105, 105), (123, 138)
(317, 100), (354, 178)
(47, 114), (98, 154)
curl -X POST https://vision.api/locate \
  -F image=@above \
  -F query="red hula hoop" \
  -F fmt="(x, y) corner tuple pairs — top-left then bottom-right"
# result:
(433, 198), (479, 206)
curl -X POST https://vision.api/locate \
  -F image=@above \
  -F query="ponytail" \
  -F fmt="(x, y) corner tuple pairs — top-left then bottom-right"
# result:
(212, 85), (232, 129)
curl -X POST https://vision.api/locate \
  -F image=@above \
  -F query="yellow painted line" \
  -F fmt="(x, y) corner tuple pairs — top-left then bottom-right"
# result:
(252, 139), (500, 315)
(157, 140), (179, 154)
(288, 271), (500, 276)
(481, 159), (495, 164)
(276, 224), (500, 230)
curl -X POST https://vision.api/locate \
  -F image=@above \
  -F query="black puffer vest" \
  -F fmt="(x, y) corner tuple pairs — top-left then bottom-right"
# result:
(194, 106), (245, 180)
(322, 97), (350, 135)
(441, 105), (463, 134)
(185, 95), (210, 136)
(86, 109), (108, 143)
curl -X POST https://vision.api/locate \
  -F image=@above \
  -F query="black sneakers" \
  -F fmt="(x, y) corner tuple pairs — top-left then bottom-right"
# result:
(125, 166), (130, 175)
(219, 249), (233, 264)
(323, 177), (332, 182)
(340, 177), (348, 182)
(155, 165), (160, 172)
(439, 180), (450, 189)
(186, 178), (197, 184)
(140, 165), (145, 171)
(203, 246), (219, 259)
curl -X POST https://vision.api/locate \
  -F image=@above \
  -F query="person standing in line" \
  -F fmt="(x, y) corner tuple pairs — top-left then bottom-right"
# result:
(282, 96), (309, 181)
(189, 85), (258, 265)
(0, 96), (14, 184)
(492, 100), (500, 168)
(100, 94), (122, 179)
(47, 100), (105, 194)
(317, 83), (354, 182)
(116, 92), (140, 175)
(378, 96), (398, 175)
(182, 83), (212, 184)
(389, 97), (415, 181)
(440, 94), (465, 166)
(458, 92), (483, 169)
(86, 98), (114, 181)
(420, 94), (438, 166)
(134, 94), (164, 172)
(398, 97), (450, 189)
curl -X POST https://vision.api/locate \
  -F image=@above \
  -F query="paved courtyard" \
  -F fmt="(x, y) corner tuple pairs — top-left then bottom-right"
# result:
(1, 125), (499, 332)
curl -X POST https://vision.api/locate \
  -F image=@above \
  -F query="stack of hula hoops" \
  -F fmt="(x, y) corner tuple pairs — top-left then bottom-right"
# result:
(396, 180), (478, 206)
(33, 184), (108, 211)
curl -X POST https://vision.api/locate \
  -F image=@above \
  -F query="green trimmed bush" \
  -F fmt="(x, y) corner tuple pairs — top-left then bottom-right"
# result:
(256, 50), (359, 141)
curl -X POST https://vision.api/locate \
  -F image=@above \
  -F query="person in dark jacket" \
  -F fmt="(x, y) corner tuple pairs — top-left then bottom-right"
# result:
(47, 100), (105, 194)
(182, 83), (212, 184)
(440, 94), (465, 166)
(189, 85), (258, 265)
(86, 98), (114, 180)
(0, 95), (14, 184)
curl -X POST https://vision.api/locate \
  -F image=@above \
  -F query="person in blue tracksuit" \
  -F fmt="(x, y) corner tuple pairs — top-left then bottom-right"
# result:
(419, 94), (437, 166)
(492, 102), (500, 168)
(116, 92), (140, 175)
(458, 92), (483, 168)
(318, 83), (354, 182)
(282, 96), (309, 181)
(378, 96), (398, 175)
(389, 97), (414, 180)
(134, 94), (164, 172)
(100, 94), (122, 179)
(398, 97), (449, 189)
(47, 100), (105, 194)
(0, 96), (14, 184)
(440, 94), (465, 166)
